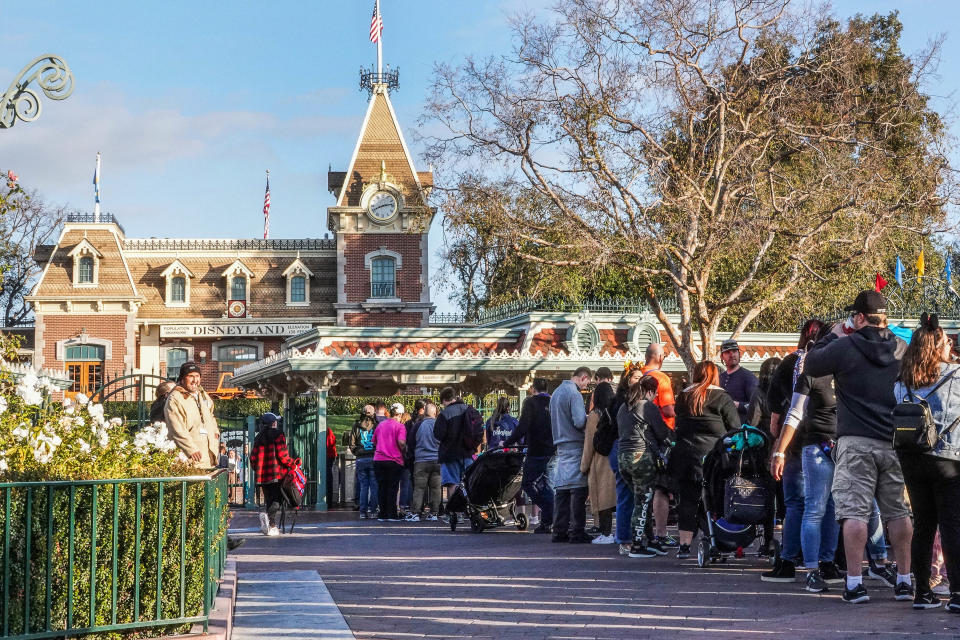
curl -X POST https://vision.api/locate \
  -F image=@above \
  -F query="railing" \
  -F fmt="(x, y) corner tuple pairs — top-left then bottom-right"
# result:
(0, 471), (228, 639)
(429, 296), (680, 326)
(123, 237), (335, 252)
(65, 213), (125, 235)
(370, 282), (396, 299)
(359, 67), (399, 93)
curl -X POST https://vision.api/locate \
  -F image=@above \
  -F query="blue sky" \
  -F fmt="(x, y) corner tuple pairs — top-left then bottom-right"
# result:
(2, 1), (959, 313)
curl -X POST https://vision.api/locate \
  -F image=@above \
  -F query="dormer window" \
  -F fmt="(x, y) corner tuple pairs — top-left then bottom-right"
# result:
(231, 275), (247, 300)
(161, 260), (194, 307)
(221, 260), (254, 304)
(68, 238), (103, 287)
(282, 256), (314, 306)
(364, 247), (402, 301)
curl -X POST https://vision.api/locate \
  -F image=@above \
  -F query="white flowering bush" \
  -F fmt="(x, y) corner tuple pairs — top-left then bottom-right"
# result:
(0, 362), (191, 482)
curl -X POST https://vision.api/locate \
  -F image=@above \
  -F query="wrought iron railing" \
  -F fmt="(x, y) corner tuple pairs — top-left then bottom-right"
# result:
(123, 237), (334, 251)
(429, 296), (680, 326)
(65, 213), (125, 235)
(0, 471), (228, 639)
(359, 67), (399, 93)
(370, 282), (396, 299)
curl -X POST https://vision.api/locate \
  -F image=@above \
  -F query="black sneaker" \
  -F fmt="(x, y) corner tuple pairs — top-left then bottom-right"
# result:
(551, 533), (570, 543)
(894, 581), (915, 602)
(947, 593), (960, 613)
(913, 591), (942, 610)
(758, 540), (777, 558)
(761, 558), (796, 583)
(805, 570), (829, 593)
(842, 583), (870, 604)
(568, 533), (596, 544)
(659, 534), (679, 548)
(866, 562), (896, 588)
(533, 524), (552, 534)
(676, 543), (691, 559)
(647, 538), (669, 556)
(628, 543), (657, 558)
(819, 561), (845, 585)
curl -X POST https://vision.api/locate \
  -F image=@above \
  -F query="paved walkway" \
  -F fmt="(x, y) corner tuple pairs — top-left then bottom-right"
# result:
(229, 512), (960, 639)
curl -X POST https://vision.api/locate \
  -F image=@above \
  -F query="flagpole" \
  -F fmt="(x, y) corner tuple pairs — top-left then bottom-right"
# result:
(263, 169), (270, 240)
(376, 0), (382, 77)
(93, 151), (101, 222)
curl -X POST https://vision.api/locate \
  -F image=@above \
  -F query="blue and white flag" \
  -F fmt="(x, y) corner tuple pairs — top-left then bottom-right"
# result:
(894, 255), (904, 287)
(92, 152), (101, 219)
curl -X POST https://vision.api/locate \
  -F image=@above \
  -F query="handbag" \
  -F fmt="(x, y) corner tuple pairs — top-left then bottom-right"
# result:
(893, 369), (958, 454)
(723, 453), (768, 525)
(281, 458), (307, 507)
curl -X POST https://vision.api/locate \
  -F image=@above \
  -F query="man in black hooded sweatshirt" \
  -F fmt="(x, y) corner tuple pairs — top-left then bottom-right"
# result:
(803, 290), (913, 605)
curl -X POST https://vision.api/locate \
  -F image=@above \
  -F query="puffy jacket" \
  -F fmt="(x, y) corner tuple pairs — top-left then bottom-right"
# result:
(164, 387), (219, 467)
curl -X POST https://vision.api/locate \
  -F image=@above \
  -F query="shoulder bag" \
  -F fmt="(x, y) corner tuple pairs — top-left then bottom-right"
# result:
(893, 368), (960, 454)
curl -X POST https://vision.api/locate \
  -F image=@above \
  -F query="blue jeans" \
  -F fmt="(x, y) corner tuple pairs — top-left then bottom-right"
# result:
(521, 455), (554, 525)
(801, 444), (840, 568)
(356, 457), (378, 513)
(867, 500), (888, 561)
(398, 468), (412, 508)
(609, 440), (635, 544)
(781, 455), (805, 562)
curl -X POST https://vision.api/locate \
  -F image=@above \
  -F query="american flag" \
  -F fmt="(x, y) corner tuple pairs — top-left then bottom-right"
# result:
(369, 1), (383, 43)
(262, 172), (271, 240)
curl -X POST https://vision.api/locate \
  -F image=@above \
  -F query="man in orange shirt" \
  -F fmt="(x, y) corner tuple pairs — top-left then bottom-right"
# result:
(641, 343), (677, 547)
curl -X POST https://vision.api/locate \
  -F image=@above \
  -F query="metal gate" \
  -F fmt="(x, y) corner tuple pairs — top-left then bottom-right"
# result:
(92, 372), (169, 428)
(287, 393), (322, 508)
(217, 415), (253, 507)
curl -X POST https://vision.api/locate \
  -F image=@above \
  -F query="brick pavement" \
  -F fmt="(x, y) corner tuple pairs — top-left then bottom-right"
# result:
(230, 512), (960, 639)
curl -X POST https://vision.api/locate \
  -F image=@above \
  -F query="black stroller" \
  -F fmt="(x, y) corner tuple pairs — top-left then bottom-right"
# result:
(696, 425), (777, 567)
(446, 446), (529, 533)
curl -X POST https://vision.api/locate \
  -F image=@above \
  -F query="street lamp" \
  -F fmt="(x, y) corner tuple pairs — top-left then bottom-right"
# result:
(1, 54), (74, 129)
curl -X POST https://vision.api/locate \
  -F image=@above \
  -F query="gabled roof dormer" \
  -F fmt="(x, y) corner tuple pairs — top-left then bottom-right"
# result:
(222, 259), (254, 303)
(67, 238), (104, 287)
(161, 259), (194, 307)
(282, 255), (314, 307)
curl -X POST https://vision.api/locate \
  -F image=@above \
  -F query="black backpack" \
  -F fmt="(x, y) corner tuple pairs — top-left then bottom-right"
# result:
(893, 369), (960, 453)
(460, 405), (485, 452)
(592, 407), (617, 456)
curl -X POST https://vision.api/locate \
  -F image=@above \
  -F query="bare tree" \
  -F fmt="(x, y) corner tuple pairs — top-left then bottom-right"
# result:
(423, 1), (952, 369)
(0, 178), (66, 326)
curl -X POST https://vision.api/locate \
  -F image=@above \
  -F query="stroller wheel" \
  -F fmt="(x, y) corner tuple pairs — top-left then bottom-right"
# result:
(516, 513), (528, 531)
(449, 513), (458, 532)
(470, 517), (485, 533)
(696, 538), (709, 568)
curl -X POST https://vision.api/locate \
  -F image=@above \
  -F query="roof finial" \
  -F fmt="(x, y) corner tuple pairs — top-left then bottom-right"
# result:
(379, 160), (387, 184)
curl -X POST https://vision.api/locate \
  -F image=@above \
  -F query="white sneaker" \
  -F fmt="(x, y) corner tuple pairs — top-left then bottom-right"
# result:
(529, 515), (540, 525)
(405, 513), (420, 522)
(425, 514), (439, 521)
(258, 512), (269, 534)
(618, 543), (631, 555)
(932, 582), (951, 596)
(591, 534), (616, 545)
(266, 527), (280, 537)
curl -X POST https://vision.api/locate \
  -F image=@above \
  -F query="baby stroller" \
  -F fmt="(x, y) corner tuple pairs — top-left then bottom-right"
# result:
(696, 425), (777, 567)
(446, 446), (528, 533)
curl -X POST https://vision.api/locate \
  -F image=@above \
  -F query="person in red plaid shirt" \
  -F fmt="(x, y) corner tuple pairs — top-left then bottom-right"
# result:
(250, 412), (295, 536)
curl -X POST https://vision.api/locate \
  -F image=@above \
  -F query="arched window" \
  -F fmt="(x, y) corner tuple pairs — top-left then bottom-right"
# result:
(231, 276), (247, 301)
(370, 256), (396, 298)
(170, 276), (186, 303)
(166, 347), (189, 380)
(78, 256), (94, 284)
(290, 275), (306, 303)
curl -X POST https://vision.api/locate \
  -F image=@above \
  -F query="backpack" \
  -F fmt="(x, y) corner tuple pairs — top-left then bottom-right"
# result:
(893, 368), (960, 454)
(592, 408), (616, 456)
(281, 458), (307, 507)
(461, 405), (484, 452)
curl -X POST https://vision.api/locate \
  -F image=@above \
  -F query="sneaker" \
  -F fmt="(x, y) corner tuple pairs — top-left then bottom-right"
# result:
(628, 543), (657, 558)
(529, 515), (540, 525)
(676, 543), (691, 559)
(842, 583), (870, 604)
(591, 534), (616, 545)
(618, 543), (632, 556)
(913, 591), (942, 609)
(947, 593), (960, 613)
(931, 582), (951, 596)
(659, 534), (679, 548)
(404, 513), (420, 522)
(266, 527), (280, 537)
(568, 533), (596, 544)
(894, 581), (915, 601)
(258, 512), (269, 534)
(804, 570), (829, 593)
(758, 540), (777, 558)
(359, 511), (368, 519)
(377, 518), (386, 522)
(551, 533), (570, 543)
(819, 561), (845, 585)
(425, 514), (439, 522)
(388, 517), (404, 522)
(647, 538), (669, 556)
(761, 558), (796, 583)
(866, 562), (896, 588)
(533, 524), (552, 534)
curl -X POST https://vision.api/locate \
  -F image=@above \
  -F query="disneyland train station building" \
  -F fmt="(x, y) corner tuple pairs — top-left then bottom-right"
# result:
(25, 71), (801, 403)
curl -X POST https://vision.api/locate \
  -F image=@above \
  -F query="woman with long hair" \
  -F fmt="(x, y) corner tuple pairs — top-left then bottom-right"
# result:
(669, 360), (741, 558)
(609, 362), (644, 554)
(747, 357), (782, 433)
(485, 396), (518, 450)
(894, 313), (960, 611)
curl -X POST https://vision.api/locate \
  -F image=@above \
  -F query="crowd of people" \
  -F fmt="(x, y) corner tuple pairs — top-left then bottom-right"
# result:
(344, 289), (960, 613)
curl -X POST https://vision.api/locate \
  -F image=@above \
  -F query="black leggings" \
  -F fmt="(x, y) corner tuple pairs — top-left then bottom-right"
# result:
(598, 507), (614, 536)
(374, 460), (404, 520)
(900, 453), (960, 593)
(670, 452), (703, 534)
(262, 482), (284, 528)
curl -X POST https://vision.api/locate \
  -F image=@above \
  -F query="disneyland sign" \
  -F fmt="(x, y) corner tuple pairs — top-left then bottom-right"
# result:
(160, 323), (312, 338)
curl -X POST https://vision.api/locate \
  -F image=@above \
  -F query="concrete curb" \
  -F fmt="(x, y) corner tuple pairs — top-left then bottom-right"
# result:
(146, 557), (237, 640)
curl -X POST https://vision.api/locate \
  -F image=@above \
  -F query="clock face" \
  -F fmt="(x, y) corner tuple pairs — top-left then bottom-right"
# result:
(367, 191), (398, 221)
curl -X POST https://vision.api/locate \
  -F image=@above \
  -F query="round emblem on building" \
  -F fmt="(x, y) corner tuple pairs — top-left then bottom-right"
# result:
(367, 190), (398, 222)
(227, 300), (247, 318)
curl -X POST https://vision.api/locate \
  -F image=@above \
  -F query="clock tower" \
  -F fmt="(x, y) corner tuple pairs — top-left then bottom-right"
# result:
(327, 72), (436, 327)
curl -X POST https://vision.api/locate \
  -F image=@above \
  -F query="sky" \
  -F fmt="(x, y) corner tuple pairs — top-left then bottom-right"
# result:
(2, 0), (960, 314)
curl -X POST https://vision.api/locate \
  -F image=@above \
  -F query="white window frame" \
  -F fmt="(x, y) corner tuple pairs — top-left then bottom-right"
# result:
(221, 260), (254, 304)
(364, 247), (402, 302)
(282, 256), (314, 307)
(68, 239), (103, 288)
(161, 260), (194, 308)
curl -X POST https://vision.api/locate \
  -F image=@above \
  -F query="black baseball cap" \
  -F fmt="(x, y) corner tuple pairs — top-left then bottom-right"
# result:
(720, 339), (740, 353)
(178, 361), (202, 380)
(845, 290), (887, 315)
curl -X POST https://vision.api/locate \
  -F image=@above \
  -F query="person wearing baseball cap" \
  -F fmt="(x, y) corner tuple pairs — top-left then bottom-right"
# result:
(718, 338), (758, 425)
(164, 361), (220, 468)
(804, 289), (912, 604)
(249, 411), (295, 536)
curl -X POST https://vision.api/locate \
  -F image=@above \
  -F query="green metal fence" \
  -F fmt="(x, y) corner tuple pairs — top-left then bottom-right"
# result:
(0, 471), (228, 639)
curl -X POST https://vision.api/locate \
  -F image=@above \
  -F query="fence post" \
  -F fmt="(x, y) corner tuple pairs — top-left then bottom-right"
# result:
(245, 415), (256, 509)
(315, 388), (328, 511)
